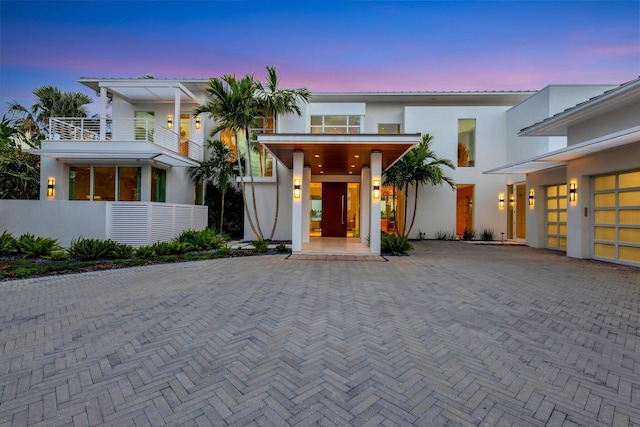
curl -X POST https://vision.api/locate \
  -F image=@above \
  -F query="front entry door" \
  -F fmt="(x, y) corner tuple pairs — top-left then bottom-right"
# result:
(322, 183), (347, 237)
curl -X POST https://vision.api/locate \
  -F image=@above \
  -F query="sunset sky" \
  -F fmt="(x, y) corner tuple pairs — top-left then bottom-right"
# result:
(1, 0), (638, 115)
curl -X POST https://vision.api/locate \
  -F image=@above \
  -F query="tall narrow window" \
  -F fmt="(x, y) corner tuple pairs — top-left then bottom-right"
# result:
(135, 112), (154, 141)
(151, 167), (166, 202)
(118, 167), (141, 201)
(179, 114), (190, 157)
(458, 119), (476, 167)
(248, 114), (274, 177)
(69, 166), (91, 200)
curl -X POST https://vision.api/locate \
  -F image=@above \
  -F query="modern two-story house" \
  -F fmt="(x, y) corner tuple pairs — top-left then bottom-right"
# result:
(1, 76), (637, 268)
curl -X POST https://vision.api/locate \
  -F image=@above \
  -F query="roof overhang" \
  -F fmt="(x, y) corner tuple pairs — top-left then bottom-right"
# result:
(519, 78), (640, 136)
(485, 126), (640, 175)
(78, 78), (208, 104)
(259, 133), (419, 175)
(28, 141), (198, 167)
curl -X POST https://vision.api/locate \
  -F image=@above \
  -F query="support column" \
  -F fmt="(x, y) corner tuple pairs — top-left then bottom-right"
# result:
(361, 166), (370, 246)
(292, 151), (304, 252)
(302, 166), (311, 243)
(100, 87), (107, 140)
(370, 152), (382, 254)
(174, 88), (181, 146)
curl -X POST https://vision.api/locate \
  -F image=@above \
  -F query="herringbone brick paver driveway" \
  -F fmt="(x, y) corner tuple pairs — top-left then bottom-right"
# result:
(1, 242), (639, 426)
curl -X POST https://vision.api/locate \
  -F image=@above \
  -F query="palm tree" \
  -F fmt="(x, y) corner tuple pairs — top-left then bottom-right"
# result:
(384, 133), (456, 238)
(190, 139), (239, 233)
(0, 117), (40, 199)
(255, 66), (311, 240)
(193, 74), (264, 238)
(7, 85), (92, 139)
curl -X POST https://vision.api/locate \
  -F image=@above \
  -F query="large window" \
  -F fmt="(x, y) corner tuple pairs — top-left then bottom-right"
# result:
(69, 166), (141, 201)
(458, 119), (476, 167)
(378, 123), (400, 134)
(310, 115), (362, 134)
(220, 114), (274, 177)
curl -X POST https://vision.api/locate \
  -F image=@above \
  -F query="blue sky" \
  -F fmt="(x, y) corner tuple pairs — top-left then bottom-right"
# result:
(1, 1), (638, 115)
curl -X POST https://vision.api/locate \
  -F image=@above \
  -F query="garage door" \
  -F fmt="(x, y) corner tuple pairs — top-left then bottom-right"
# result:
(593, 170), (640, 266)
(546, 184), (567, 250)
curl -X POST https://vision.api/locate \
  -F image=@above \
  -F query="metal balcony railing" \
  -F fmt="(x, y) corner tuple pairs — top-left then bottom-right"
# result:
(48, 117), (203, 161)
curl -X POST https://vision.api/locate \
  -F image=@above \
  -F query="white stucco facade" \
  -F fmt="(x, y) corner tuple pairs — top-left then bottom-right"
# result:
(2, 77), (638, 264)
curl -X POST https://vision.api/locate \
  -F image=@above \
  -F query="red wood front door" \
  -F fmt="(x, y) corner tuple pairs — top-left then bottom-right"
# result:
(322, 183), (347, 237)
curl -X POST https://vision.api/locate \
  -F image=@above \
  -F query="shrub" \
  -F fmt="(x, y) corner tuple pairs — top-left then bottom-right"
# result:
(480, 228), (495, 241)
(44, 251), (68, 261)
(176, 228), (228, 251)
(275, 243), (288, 253)
(111, 242), (134, 259)
(134, 245), (154, 259)
(168, 241), (194, 254)
(13, 233), (63, 259)
(435, 230), (456, 240)
(68, 237), (116, 261)
(462, 227), (476, 241)
(252, 239), (269, 253)
(151, 241), (172, 256)
(381, 233), (413, 255)
(0, 230), (15, 254)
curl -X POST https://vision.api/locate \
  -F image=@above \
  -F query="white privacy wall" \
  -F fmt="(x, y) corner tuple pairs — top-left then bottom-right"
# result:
(403, 106), (511, 238)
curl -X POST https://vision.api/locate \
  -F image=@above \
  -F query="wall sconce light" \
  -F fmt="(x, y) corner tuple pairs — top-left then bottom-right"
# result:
(373, 179), (380, 200)
(47, 178), (55, 197)
(167, 115), (173, 130)
(293, 179), (301, 199)
(499, 193), (505, 209)
(509, 194), (514, 207)
(569, 182), (577, 202)
(195, 116), (201, 130)
(529, 189), (535, 206)
(469, 197), (473, 208)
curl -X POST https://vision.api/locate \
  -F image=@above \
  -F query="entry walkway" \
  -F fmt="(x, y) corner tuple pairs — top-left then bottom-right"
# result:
(1, 242), (639, 426)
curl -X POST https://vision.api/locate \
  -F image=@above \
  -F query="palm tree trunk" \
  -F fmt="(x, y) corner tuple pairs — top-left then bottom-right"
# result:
(235, 131), (259, 238)
(406, 184), (420, 238)
(220, 188), (226, 233)
(269, 161), (280, 240)
(244, 126), (264, 239)
(402, 184), (410, 237)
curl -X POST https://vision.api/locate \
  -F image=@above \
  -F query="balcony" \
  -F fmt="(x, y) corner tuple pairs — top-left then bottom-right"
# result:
(36, 117), (203, 166)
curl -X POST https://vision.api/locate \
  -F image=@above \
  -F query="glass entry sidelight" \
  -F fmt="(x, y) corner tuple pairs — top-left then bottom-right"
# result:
(515, 184), (527, 239)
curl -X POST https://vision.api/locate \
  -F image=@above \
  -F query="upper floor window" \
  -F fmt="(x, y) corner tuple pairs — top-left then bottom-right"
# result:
(220, 113), (274, 177)
(458, 119), (476, 167)
(378, 123), (400, 134)
(311, 115), (362, 134)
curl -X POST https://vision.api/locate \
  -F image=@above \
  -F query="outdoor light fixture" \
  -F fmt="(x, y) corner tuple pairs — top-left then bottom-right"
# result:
(47, 178), (55, 197)
(373, 179), (380, 200)
(294, 179), (301, 199)
(529, 189), (535, 206)
(569, 182), (577, 202)
(195, 116), (201, 130)
(499, 193), (505, 209)
(509, 194), (514, 207)
(167, 115), (173, 130)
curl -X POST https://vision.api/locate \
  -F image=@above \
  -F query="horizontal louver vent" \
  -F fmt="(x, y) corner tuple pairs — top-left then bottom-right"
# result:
(107, 202), (208, 247)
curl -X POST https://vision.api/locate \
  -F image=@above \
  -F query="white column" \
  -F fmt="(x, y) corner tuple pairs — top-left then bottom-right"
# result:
(370, 152), (382, 254)
(360, 166), (370, 246)
(100, 87), (107, 140)
(174, 88), (181, 149)
(292, 151), (304, 252)
(302, 166), (311, 243)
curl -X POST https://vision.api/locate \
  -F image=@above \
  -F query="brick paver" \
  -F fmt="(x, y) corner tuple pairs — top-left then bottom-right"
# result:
(1, 241), (639, 426)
